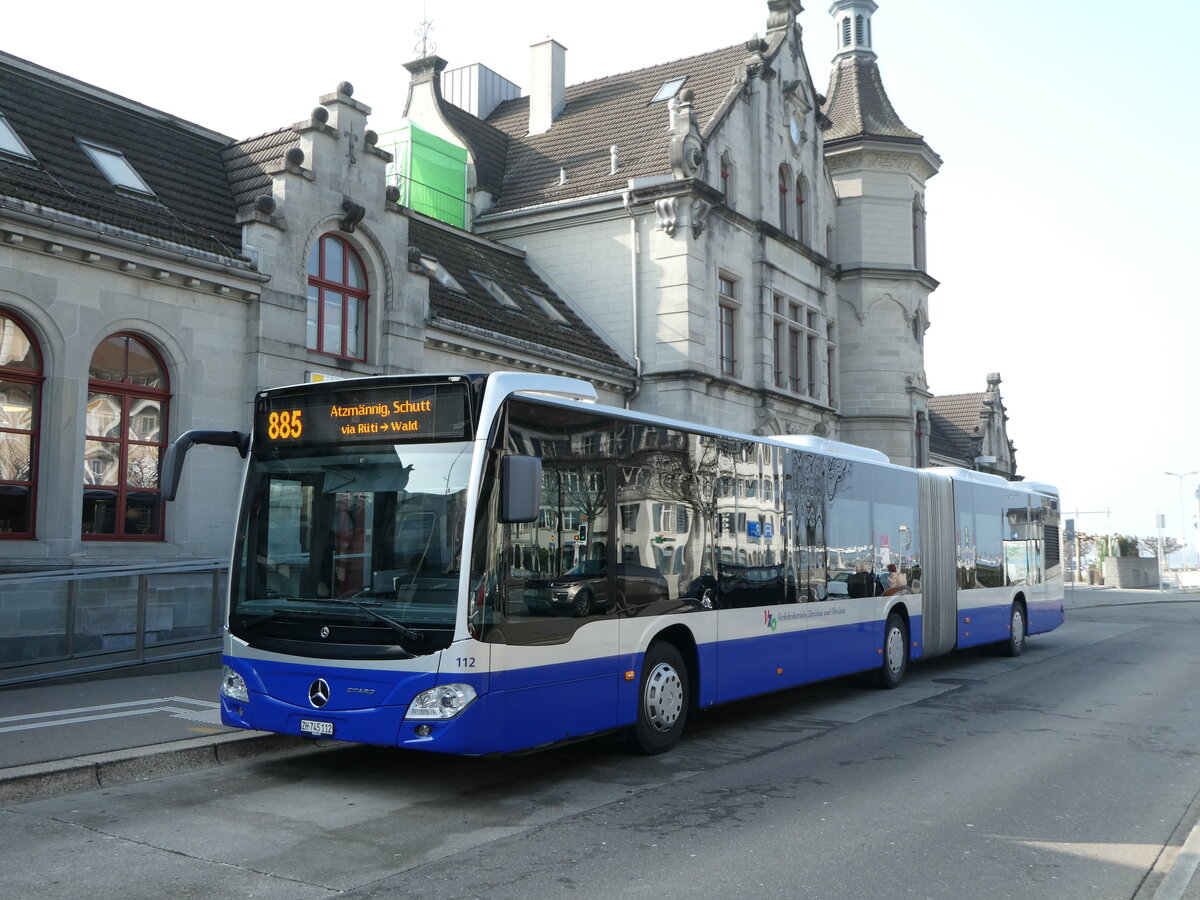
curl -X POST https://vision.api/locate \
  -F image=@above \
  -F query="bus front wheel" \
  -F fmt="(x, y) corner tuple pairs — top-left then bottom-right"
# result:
(630, 642), (689, 755)
(1001, 601), (1026, 657)
(877, 612), (908, 689)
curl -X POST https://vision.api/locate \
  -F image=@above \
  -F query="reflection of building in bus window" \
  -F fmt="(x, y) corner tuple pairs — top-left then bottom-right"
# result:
(332, 502), (364, 596)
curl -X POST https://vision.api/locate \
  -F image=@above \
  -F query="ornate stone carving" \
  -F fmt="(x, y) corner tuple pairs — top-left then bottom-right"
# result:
(654, 196), (711, 238)
(655, 197), (680, 236)
(339, 199), (366, 233)
(827, 150), (924, 173)
(668, 89), (705, 180)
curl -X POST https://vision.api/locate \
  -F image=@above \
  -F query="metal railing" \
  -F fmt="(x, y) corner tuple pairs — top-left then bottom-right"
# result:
(0, 559), (227, 685)
(391, 175), (467, 228)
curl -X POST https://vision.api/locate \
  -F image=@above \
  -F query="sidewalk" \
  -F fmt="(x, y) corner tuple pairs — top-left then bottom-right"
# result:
(1064, 583), (1200, 608)
(0, 655), (318, 804)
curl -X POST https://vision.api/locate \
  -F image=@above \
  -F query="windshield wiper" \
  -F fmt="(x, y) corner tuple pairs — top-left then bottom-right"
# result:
(323, 597), (425, 647)
(235, 609), (290, 630)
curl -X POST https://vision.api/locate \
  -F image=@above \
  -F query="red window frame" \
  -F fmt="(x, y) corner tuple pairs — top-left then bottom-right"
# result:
(307, 233), (369, 361)
(795, 177), (807, 244)
(0, 311), (42, 539)
(778, 167), (790, 234)
(83, 334), (169, 541)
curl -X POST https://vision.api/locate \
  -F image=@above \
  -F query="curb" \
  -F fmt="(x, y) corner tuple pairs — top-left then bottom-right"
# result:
(0, 731), (328, 805)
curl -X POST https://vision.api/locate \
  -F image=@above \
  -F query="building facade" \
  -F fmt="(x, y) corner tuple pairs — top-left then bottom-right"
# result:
(0, 55), (632, 577)
(400, 0), (942, 467)
(0, 1), (1018, 673)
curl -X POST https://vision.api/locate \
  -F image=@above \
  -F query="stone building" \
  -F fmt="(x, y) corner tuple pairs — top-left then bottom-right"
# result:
(399, 0), (940, 466)
(927, 373), (1019, 478)
(0, 52), (632, 579)
(0, 0), (1015, 673)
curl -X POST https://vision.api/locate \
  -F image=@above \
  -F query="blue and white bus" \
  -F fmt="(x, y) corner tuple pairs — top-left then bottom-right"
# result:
(164, 372), (1064, 755)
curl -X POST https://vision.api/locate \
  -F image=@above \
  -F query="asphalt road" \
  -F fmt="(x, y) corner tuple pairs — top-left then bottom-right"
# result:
(4, 596), (1200, 899)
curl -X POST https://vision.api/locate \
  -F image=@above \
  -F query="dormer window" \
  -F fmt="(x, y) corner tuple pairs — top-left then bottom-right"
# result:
(472, 272), (520, 309)
(525, 289), (568, 324)
(78, 139), (154, 195)
(0, 112), (34, 161)
(418, 255), (465, 293)
(651, 77), (687, 103)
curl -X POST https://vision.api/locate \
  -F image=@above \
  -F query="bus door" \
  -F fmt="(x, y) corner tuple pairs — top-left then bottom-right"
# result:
(807, 456), (878, 679)
(709, 443), (803, 702)
(489, 408), (622, 751)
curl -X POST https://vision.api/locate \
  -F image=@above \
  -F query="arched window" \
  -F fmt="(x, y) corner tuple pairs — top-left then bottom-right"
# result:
(0, 311), (42, 538)
(307, 233), (368, 361)
(795, 175), (808, 244)
(720, 151), (734, 200)
(778, 165), (791, 234)
(83, 334), (169, 539)
(912, 195), (927, 269)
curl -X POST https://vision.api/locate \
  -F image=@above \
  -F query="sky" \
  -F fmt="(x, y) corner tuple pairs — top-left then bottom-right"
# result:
(5, 1), (1199, 555)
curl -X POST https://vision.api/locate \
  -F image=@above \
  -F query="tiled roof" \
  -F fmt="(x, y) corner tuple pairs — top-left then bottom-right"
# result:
(0, 52), (243, 258)
(821, 56), (923, 143)
(482, 44), (749, 213)
(927, 392), (987, 463)
(408, 214), (629, 373)
(441, 103), (509, 196)
(221, 127), (300, 218)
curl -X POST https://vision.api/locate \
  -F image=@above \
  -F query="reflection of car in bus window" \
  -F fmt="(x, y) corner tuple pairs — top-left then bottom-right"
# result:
(827, 570), (889, 598)
(524, 560), (668, 617)
(683, 564), (786, 608)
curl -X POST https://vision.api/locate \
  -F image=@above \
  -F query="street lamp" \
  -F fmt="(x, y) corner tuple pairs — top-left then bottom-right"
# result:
(1164, 471), (1198, 569)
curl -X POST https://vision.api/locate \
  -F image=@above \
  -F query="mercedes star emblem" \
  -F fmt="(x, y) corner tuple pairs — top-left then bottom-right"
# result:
(309, 678), (331, 708)
(320, 626), (330, 639)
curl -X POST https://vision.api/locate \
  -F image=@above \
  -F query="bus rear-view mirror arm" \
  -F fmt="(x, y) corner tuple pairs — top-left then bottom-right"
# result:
(500, 454), (542, 523)
(162, 429), (250, 501)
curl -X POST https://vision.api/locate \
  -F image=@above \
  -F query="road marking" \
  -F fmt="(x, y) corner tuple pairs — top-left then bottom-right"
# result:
(1155, 820), (1200, 900)
(0, 697), (222, 734)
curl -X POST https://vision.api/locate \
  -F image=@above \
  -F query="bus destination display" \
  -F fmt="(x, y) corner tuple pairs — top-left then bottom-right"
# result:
(259, 383), (469, 445)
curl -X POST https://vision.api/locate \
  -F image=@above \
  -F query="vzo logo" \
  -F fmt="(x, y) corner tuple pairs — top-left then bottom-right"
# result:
(763, 609), (778, 632)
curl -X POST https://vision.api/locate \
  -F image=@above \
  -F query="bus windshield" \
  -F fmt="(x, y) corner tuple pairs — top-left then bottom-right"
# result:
(230, 440), (475, 655)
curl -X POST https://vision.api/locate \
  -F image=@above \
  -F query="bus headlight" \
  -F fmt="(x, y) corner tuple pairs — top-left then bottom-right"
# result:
(221, 666), (249, 703)
(406, 684), (477, 720)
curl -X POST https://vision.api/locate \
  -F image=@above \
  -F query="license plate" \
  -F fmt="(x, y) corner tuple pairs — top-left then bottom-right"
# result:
(300, 719), (334, 737)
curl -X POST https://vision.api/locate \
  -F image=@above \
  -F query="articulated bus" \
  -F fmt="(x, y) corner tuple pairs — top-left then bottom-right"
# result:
(163, 372), (1064, 756)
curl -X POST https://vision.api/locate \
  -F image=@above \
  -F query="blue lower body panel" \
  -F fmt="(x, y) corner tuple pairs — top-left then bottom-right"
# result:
(221, 654), (624, 756)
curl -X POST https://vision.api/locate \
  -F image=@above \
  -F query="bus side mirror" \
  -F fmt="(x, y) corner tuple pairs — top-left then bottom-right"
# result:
(500, 455), (542, 523)
(162, 430), (250, 501)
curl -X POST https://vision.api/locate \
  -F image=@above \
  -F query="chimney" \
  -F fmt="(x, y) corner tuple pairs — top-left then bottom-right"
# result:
(529, 39), (566, 135)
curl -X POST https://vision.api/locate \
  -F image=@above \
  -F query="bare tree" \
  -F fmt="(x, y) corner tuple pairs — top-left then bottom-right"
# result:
(1139, 536), (1183, 559)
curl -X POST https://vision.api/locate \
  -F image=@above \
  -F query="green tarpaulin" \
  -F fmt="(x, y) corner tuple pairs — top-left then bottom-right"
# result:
(385, 121), (468, 228)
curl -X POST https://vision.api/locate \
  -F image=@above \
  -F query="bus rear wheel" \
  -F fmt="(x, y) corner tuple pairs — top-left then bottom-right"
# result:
(877, 612), (908, 689)
(630, 642), (688, 755)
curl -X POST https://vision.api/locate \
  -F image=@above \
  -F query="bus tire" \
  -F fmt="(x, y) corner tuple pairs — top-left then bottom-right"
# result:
(630, 642), (688, 755)
(1001, 601), (1026, 657)
(877, 612), (908, 689)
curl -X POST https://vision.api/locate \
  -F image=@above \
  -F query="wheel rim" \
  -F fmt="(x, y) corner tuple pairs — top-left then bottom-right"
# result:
(1012, 608), (1025, 647)
(644, 662), (684, 732)
(885, 625), (906, 675)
